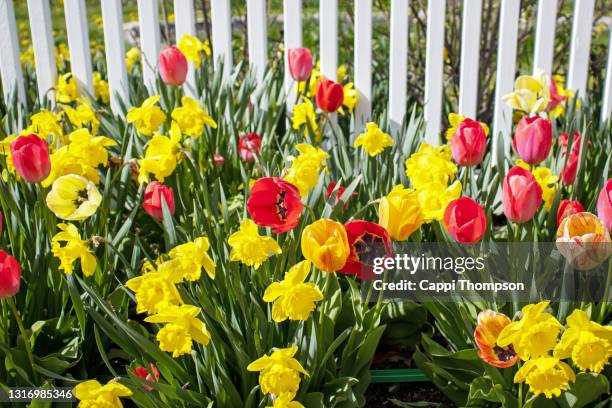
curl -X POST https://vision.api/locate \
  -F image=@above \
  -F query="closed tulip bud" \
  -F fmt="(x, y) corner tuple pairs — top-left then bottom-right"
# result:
(214, 153), (225, 167)
(557, 200), (585, 227)
(449, 119), (487, 166)
(10, 134), (51, 183)
(134, 363), (160, 391)
(159, 46), (188, 86)
(301, 219), (350, 272)
(556, 212), (611, 271)
(513, 116), (552, 165)
(316, 79), (344, 112)
(558, 132), (590, 187)
(502, 166), (543, 224)
(238, 133), (262, 163)
(0, 250), (21, 299)
(378, 185), (424, 241)
(288, 48), (313, 81)
(143, 181), (175, 221)
(597, 179), (612, 231)
(444, 197), (487, 244)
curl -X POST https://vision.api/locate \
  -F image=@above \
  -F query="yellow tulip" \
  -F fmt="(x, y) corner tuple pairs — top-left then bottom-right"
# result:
(378, 185), (424, 240)
(301, 219), (349, 272)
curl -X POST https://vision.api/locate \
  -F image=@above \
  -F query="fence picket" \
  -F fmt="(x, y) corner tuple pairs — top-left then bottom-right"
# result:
(458, 0), (482, 119)
(0, 0), (25, 114)
(388, 0), (408, 133)
(27, 0), (57, 104)
(424, 0), (446, 144)
(492, 0), (521, 163)
(64, 0), (94, 96)
(174, 0), (198, 98)
(567, 0), (595, 99)
(320, 0), (338, 81)
(283, 0), (302, 111)
(532, 0), (557, 75)
(101, 0), (129, 114)
(602, 29), (612, 123)
(137, 0), (161, 94)
(247, 0), (267, 82)
(354, 0), (372, 133)
(211, 0), (233, 80)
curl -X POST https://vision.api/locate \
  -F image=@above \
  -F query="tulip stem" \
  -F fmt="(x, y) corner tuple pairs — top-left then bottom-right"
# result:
(6, 297), (38, 384)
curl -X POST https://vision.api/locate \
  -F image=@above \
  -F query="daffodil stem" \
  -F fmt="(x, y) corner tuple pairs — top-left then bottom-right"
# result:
(518, 381), (523, 408)
(6, 297), (38, 384)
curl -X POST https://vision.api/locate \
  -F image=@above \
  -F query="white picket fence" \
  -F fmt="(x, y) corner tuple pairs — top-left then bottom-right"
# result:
(1, 0), (611, 150)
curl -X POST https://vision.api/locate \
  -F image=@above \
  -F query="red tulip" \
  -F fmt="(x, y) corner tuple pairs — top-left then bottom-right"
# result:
(134, 363), (160, 391)
(247, 177), (303, 233)
(546, 76), (568, 112)
(159, 46), (188, 86)
(444, 197), (487, 244)
(325, 182), (357, 210)
(558, 132), (590, 186)
(557, 200), (585, 227)
(238, 133), (262, 163)
(450, 118), (487, 166)
(502, 166), (543, 224)
(10, 134), (51, 183)
(316, 79), (344, 112)
(288, 48), (313, 81)
(513, 116), (552, 165)
(214, 153), (225, 167)
(0, 250), (21, 299)
(339, 220), (392, 280)
(143, 181), (175, 221)
(597, 179), (612, 231)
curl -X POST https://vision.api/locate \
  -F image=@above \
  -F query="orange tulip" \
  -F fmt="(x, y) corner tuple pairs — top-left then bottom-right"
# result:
(474, 310), (519, 368)
(556, 212), (612, 271)
(301, 219), (349, 272)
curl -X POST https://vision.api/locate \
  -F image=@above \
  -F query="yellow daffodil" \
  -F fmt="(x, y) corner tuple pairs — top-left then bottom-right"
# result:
(284, 143), (329, 196)
(56, 43), (70, 67)
(267, 394), (305, 408)
(339, 82), (358, 114)
(74, 379), (132, 408)
(497, 301), (564, 360)
(446, 113), (489, 141)
(62, 98), (100, 133)
(405, 144), (458, 191)
(337, 64), (347, 83)
(298, 64), (322, 97)
(178, 34), (210, 67)
(417, 180), (462, 222)
(518, 161), (558, 211)
(145, 305), (211, 358)
(93, 72), (110, 104)
(57, 73), (79, 104)
(301, 219), (349, 272)
(247, 346), (308, 400)
(354, 122), (394, 156)
(46, 174), (102, 221)
(514, 357), (575, 399)
(378, 184), (424, 241)
(503, 72), (550, 114)
(125, 47), (141, 71)
(138, 121), (182, 184)
(554, 309), (612, 373)
(126, 95), (167, 136)
(30, 109), (63, 143)
(291, 98), (318, 138)
(171, 96), (217, 138)
(168, 236), (216, 280)
(263, 260), (323, 322)
(126, 270), (182, 314)
(51, 223), (97, 277)
(228, 219), (282, 269)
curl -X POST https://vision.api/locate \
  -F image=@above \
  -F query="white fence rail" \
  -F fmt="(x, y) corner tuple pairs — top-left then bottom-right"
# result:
(1, 0), (611, 144)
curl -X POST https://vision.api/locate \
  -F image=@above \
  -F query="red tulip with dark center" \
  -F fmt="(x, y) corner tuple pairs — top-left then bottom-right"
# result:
(339, 220), (392, 280)
(247, 177), (303, 233)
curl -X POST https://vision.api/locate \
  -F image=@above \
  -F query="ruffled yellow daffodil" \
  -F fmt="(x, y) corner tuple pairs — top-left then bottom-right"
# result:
(354, 122), (394, 156)
(228, 219), (282, 269)
(51, 223), (97, 277)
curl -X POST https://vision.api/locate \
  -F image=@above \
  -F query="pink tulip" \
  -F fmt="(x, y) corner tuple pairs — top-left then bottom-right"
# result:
(214, 153), (225, 167)
(597, 179), (612, 231)
(450, 118), (487, 166)
(502, 166), (543, 224)
(159, 46), (188, 86)
(546, 76), (568, 112)
(513, 116), (552, 165)
(10, 134), (51, 183)
(238, 133), (262, 163)
(143, 181), (175, 221)
(558, 131), (590, 186)
(0, 250), (21, 299)
(288, 48), (313, 82)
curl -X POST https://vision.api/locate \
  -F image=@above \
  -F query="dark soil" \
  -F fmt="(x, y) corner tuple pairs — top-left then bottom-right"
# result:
(365, 382), (457, 407)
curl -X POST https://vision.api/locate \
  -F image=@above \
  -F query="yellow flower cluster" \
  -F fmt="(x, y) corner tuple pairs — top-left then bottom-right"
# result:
(228, 219), (282, 270)
(517, 160), (558, 211)
(125, 47), (141, 71)
(178, 34), (211, 67)
(291, 98), (318, 139)
(354, 122), (394, 156)
(138, 121), (182, 184)
(171, 96), (217, 138)
(127, 96), (167, 136)
(248, 346), (309, 401)
(74, 379), (132, 408)
(405, 144), (461, 222)
(284, 143), (329, 196)
(62, 98), (100, 134)
(496, 301), (612, 399)
(51, 223), (97, 277)
(126, 237), (216, 357)
(93, 72), (110, 104)
(57, 73), (79, 104)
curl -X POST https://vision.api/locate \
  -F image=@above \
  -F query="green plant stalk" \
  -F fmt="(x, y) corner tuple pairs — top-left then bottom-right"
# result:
(597, 261), (612, 322)
(6, 297), (38, 384)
